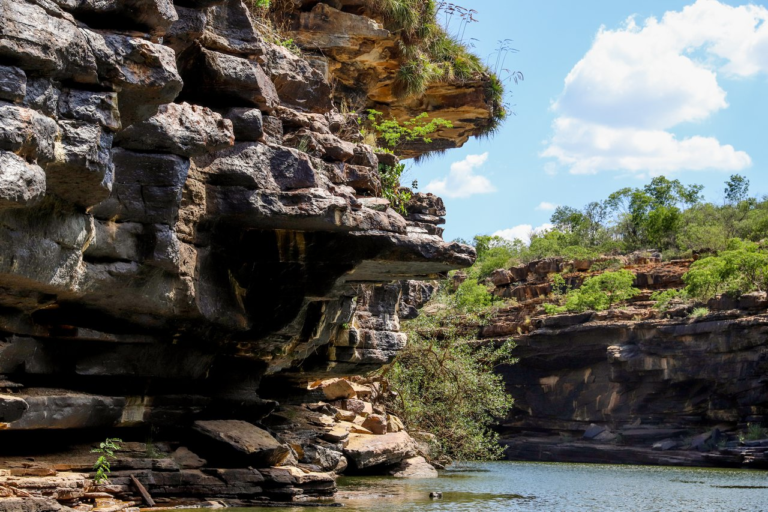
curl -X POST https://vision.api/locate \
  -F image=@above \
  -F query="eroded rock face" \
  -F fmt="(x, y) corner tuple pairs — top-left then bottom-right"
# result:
(0, 0), (477, 505)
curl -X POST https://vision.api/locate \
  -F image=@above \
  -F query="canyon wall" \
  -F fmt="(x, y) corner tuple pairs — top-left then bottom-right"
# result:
(482, 257), (768, 468)
(0, 0), (492, 508)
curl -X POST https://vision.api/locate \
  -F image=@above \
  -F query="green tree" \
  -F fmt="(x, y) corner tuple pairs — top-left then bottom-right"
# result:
(683, 238), (768, 300)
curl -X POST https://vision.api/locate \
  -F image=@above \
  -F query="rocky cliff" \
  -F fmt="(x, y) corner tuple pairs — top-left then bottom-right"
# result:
(0, 0), (488, 508)
(478, 256), (768, 469)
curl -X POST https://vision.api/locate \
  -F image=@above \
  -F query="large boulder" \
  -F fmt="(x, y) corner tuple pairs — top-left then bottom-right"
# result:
(115, 102), (234, 157)
(194, 419), (291, 466)
(343, 431), (417, 469)
(388, 456), (438, 479)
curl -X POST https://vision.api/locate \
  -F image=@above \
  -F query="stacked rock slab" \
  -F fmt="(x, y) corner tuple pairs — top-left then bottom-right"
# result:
(0, 0), (483, 507)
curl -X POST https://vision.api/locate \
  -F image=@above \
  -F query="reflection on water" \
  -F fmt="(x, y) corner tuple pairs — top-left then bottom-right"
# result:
(182, 461), (768, 512)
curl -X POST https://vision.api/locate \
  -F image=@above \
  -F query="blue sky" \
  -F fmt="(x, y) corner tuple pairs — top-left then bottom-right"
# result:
(411, 0), (768, 242)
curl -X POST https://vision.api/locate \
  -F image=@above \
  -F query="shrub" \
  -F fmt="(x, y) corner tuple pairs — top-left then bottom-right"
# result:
(454, 279), (493, 311)
(364, 110), (453, 154)
(683, 238), (768, 300)
(92, 438), (122, 484)
(651, 289), (688, 311)
(547, 270), (639, 314)
(384, 322), (516, 461)
(689, 307), (709, 318)
(379, 163), (412, 215)
(744, 423), (768, 441)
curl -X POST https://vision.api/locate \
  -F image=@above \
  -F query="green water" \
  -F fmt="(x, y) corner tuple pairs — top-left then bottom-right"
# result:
(203, 462), (768, 511)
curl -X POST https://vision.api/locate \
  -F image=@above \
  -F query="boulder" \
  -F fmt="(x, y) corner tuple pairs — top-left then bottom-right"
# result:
(116, 102), (234, 157)
(387, 414), (404, 433)
(0, 151), (46, 210)
(388, 456), (438, 479)
(165, 6), (207, 54)
(171, 446), (207, 469)
(361, 414), (387, 435)
(193, 419), (291, 466)
(219, 107), (264, 142)
(311, 378), (356, 401)
(179, 47), (279, 113)
(343, 431), (417, 469)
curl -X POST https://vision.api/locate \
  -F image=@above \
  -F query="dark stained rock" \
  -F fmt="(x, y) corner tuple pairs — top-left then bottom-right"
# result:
(57, 89), (121, 131)
(179, 47), (278, 113)
(52, 0), (178, 33)
(165, 5), (207, 54)
(264, 44), (333, 114)
(92, 149), (189, 223)
(200, 0), (263, 55)
(219, 107), (264, 142)
(23, 79), (60, 117)
(0, 65), (26, 103)
(0, 151), (47, 210)
(84, 30), (183, 126)
(115, 102), (234, 157)
(0, 394), (29, 423)
(0, 0), (98, 84)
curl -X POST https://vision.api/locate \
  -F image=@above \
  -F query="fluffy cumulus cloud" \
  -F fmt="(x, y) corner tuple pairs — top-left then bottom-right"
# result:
(493, 223), (554, 245)
(543, 0), (765, 174)
(536, 201), (558, 211)
(424, 153), (496, 198)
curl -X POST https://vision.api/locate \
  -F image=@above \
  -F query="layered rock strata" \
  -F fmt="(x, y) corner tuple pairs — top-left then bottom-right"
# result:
(0, 0), (481, 508)
(477, 257), (768, 468)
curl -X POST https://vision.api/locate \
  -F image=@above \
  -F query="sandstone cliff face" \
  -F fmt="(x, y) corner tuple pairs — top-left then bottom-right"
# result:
(276, 2), (501, 159)
(0, 0), (481, 506)
(479, 257), (768, 468)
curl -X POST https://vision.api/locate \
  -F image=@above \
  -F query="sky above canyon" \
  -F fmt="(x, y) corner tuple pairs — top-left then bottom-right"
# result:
(413, 0), (768, 243)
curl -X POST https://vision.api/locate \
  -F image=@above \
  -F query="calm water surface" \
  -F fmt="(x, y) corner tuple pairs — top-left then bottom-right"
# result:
(204, 462), (768, 511)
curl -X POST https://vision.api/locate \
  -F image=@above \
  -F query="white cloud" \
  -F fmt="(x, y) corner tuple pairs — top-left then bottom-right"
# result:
(493, 223), (554, 245)
(424, 152), (496, 198)
(536, 201), (558, 211)
(543, 0), (764, 175)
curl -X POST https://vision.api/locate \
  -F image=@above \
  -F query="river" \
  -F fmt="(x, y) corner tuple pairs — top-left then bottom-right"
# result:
(203, 462), (768, 511)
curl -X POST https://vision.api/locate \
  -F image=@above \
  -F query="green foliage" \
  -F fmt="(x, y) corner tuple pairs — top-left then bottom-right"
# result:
(379, 163), (412, 215)
(689, 307), (709, 318)
(91, 438), (122, 484)
(494, 175), (768, 261)
(744, 423), (768, 441)
(650, 289), (688, 311)
(469, 235), (522, 280)
(547, 270), (639, 314)
(384, 282), (515, 461)
(454, 279), (494, 310)
(365, 110), (453, 154)
(683, 239), (768, 300)
(589, 258), (623, 272)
